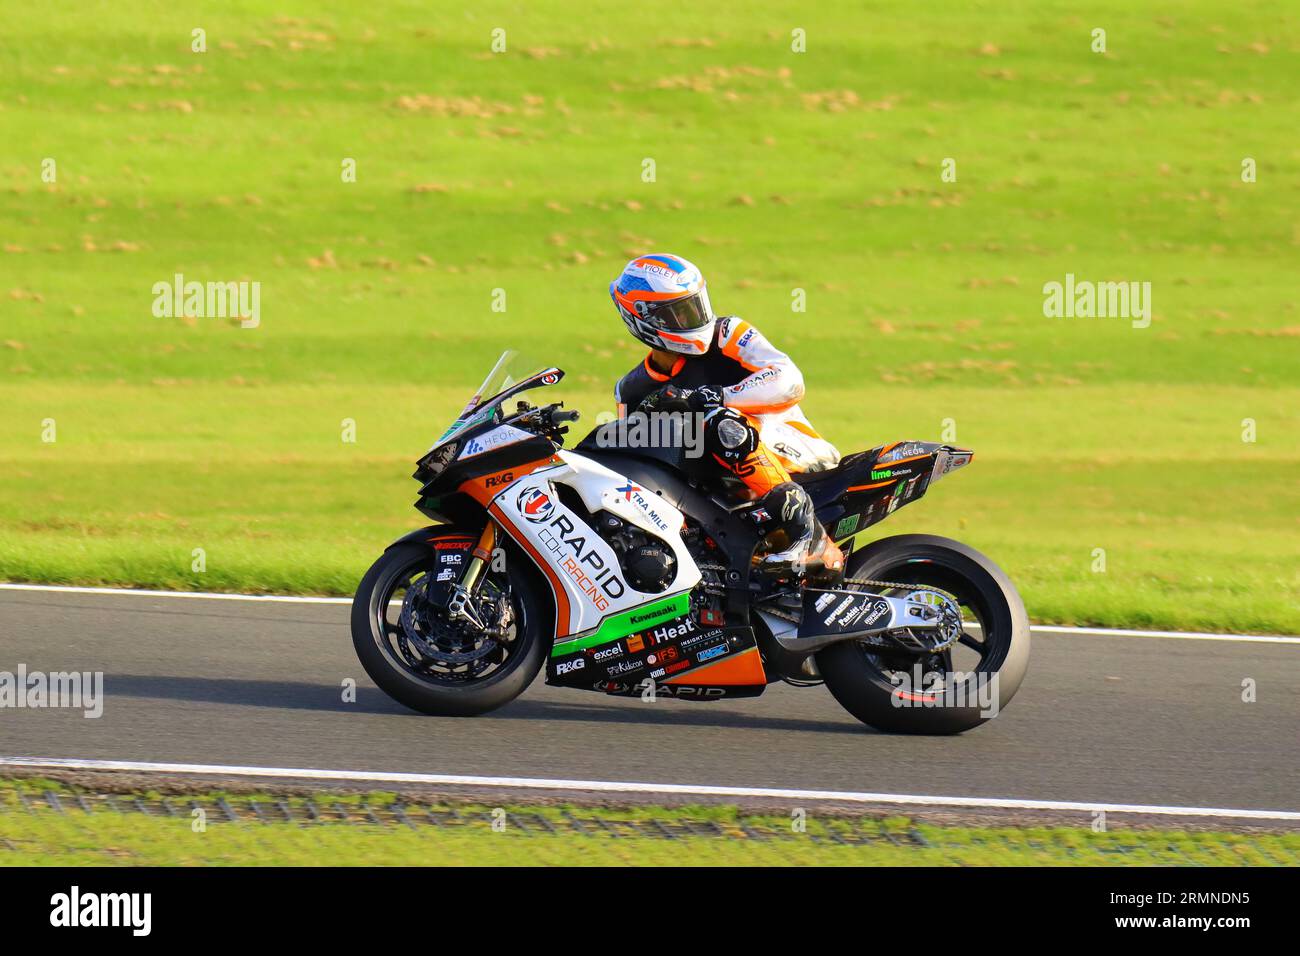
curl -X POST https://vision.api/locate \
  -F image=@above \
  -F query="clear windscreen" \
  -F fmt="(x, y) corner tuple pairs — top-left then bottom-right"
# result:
(461, 351), (548, 416)
(431, 350), (558, 449)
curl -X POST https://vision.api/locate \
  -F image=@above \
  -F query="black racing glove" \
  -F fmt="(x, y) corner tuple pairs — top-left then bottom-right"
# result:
(639, 384), (685, 413)
(641, 384), (724, 414)
(685, 385), (725, 413)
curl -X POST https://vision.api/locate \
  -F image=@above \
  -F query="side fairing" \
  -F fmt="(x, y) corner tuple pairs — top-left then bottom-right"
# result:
(488, 453), (702, 642)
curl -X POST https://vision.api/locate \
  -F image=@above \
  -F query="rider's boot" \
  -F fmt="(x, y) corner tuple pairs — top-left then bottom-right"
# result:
(749, 481), (844, 584)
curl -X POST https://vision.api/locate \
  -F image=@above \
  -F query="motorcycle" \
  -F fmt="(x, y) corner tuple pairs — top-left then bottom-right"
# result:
(351, 351), (1029, 733)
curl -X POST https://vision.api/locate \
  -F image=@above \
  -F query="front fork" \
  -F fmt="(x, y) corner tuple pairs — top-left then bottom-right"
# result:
(445, 521), (507, 636)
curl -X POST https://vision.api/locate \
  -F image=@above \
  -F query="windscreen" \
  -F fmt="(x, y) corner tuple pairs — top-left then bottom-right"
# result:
(431, 350), (558, 449)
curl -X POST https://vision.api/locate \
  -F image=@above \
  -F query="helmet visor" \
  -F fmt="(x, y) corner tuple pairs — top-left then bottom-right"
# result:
(647, 289), (713, 330)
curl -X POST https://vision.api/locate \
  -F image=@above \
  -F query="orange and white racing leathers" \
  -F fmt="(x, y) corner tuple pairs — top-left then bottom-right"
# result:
(614, 315), (840, 496)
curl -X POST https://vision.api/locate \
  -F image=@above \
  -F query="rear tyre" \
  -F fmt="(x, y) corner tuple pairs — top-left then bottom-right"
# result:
(816, 534), (1029, 734)
(351, 535), (547, 716)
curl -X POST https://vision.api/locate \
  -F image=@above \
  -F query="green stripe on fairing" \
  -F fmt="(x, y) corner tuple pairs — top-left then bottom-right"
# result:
(550, 592), (690, 657)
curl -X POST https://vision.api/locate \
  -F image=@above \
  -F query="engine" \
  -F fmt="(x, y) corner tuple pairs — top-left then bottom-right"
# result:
(595, 512), (677, 593)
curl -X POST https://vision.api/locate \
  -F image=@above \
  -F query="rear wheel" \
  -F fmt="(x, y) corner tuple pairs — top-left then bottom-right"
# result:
(351, 533), (546, 716)
(816, 534), (1029, 734)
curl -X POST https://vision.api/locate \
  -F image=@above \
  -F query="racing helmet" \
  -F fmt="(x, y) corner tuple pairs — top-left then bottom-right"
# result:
(609, 253), (716, 355)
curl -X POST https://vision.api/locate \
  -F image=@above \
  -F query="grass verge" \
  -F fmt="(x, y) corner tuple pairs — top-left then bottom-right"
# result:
(1, 2), (1297, 632)
(1, 777), (1295, 867)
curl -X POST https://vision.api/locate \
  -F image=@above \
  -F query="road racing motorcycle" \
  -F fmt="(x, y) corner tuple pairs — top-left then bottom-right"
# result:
(352, 352), (1029, 733)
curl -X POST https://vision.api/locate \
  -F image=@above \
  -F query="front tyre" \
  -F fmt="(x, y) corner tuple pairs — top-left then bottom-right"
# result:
(351, 536), (546, 716)
(816, 534), (1030, 734)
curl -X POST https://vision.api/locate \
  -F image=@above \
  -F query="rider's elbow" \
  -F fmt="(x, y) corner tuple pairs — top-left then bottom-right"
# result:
(781, 366), (806, 405)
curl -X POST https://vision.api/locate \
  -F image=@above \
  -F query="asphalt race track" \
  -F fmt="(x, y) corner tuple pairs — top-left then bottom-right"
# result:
(0, 587), (1296, 817)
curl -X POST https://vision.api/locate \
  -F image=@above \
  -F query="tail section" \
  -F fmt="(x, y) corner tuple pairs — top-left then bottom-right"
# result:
(792, 441), (975, 544)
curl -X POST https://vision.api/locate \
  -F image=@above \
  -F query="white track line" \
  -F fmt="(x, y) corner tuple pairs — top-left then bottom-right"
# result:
(966, 620), (1299, 645)
(1, 582), (1295, 644)
(0, 583), (350, 605)
(2, 756), (1296, 821)
(1030, 624), (1297, 644)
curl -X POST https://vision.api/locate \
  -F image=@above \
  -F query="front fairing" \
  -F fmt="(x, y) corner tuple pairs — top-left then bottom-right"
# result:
(413, 351), (565, 497)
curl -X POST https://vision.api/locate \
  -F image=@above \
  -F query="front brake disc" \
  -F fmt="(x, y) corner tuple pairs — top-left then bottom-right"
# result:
(399, 576), (499, 666)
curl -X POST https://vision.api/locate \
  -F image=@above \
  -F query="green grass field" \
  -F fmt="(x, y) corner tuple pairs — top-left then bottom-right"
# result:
(3, 779), (1294, 866)
(1, 2), (1296, 632)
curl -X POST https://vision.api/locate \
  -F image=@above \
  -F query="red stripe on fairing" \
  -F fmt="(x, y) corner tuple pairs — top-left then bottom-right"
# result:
(488, 504), (573, 639)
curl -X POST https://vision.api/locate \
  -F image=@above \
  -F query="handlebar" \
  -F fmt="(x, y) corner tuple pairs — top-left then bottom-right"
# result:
(549, 408), (581, 425)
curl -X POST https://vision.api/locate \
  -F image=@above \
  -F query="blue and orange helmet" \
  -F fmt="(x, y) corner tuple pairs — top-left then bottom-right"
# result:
(610, 253), (716, 355)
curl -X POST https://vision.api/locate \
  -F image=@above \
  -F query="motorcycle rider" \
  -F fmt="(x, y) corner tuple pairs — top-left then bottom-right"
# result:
(609, 253), (844, 580)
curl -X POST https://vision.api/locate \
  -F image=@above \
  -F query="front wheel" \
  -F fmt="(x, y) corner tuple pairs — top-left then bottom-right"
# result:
(816, 534), (1029, 734)
(351, 533), (547, 716)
